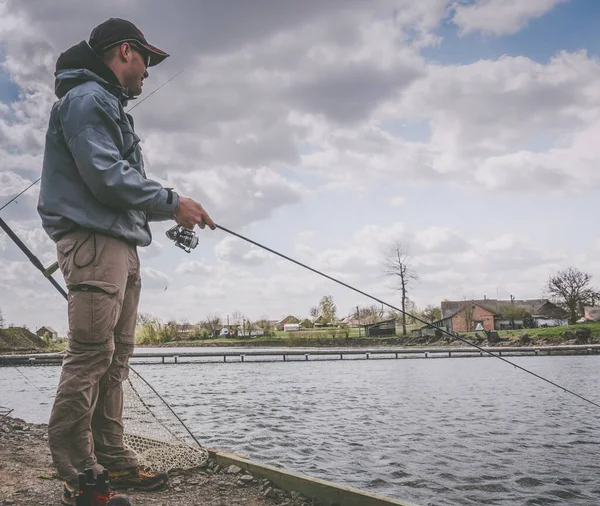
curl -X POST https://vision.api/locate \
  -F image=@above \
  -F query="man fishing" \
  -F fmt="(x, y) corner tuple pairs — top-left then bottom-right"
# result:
(37, 18), (215, 505)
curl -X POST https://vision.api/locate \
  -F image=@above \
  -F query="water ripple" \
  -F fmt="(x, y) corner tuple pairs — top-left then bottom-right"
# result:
(2, 354), (600, 505)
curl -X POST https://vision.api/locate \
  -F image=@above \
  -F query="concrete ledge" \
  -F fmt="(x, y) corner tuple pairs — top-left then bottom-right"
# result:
(211, 450), (418, 506)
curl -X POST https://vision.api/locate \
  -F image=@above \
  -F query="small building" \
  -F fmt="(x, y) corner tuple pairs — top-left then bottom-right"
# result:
(412, 318), (452, 338)
(35, 326), (58, 341)
(313, 315), (333, 327)
(238, 326), (265, 337)
(276, 315), (299, 331)
(338, 315), (362, 328)
(441, 299), (568, 332)
(448, 302), (499, 332)
(363, 319), (396, 337)
(283, 323), (300, 332)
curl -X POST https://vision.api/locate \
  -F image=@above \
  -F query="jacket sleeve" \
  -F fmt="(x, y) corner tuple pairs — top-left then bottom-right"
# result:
(59, 91), (179, 215)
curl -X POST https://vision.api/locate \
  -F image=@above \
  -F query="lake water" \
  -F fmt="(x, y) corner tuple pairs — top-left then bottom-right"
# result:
(1, 352), (600, 505)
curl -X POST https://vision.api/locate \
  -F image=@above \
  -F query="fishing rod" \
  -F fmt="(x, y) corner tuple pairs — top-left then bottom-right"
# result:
(208, 224), (599, 410)
(0, 219), (205, 447)
(0, 216), (62, 395)
(0, 216), (66, 299)
(0, 68), (208, 446)
(166, 223), (600, 410)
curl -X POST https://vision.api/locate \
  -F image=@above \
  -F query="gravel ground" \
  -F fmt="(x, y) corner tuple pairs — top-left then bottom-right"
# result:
(0, 415), (315, 506)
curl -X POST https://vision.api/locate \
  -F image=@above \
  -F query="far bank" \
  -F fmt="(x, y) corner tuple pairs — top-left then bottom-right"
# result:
(3, 322), (600, 354)
(139, 321), (600, 349)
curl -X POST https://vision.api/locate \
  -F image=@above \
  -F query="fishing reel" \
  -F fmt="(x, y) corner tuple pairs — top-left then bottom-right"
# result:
(166, 225), (198, 253)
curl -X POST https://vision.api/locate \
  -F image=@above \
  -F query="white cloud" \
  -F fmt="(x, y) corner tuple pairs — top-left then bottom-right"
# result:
(176, 259), (214, 275)
(1, 1), (599, 333)
(0, 172), (30, 197)
(453, 0), (568, 36)
(388, 196), (406, 207)
(215, 236), (270, 266)
(140, 267), (171, 290)
(383, 50), (600, 192)
(137, 239), (165, 260)
(414, 227), (469, 254)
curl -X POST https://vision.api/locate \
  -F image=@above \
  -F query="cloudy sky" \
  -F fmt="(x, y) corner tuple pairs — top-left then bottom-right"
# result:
(1, 0), (599, 334)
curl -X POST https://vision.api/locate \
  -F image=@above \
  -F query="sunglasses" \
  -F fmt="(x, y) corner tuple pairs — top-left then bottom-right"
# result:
(129, 42), (151, 68)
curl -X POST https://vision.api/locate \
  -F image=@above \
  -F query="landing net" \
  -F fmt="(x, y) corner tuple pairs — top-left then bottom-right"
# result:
(122, 368), (209, 472)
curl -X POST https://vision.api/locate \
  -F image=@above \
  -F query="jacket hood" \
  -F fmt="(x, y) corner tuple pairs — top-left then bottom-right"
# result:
(54, 41), (126, 100)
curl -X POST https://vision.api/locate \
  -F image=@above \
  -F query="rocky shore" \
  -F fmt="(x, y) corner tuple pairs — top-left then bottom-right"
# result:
(0, 415), (314, 506)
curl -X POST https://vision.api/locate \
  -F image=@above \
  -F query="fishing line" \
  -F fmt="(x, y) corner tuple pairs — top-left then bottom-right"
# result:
(1, 355), (45, 395)
(215, 224), (600, 410)
(127, 366), (204, 448)
(0, 178), (41, 212)
(127, 69), (185, 112)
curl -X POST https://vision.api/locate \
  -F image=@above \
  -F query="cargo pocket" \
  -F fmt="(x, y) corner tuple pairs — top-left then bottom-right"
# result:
(68, 281), (120, 344)
(57, 236), (79, 256)
(56, 236), (79, 277)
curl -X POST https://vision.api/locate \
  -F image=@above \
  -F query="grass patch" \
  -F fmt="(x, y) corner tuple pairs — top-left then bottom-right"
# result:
(0, 327), (48, 352)
(450, 322), (600, 345)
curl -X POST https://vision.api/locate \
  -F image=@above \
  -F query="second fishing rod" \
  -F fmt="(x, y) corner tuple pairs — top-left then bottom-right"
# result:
(165, 222), (600, 410)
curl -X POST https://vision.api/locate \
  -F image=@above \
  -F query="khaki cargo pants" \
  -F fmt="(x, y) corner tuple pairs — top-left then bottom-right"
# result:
(49, 230), (140, 485)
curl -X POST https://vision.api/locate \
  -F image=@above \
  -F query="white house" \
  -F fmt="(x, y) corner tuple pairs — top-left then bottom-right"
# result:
(239, 326), (265, 338)
(36, 326), (58, 340)
(283, 323), (300, 332)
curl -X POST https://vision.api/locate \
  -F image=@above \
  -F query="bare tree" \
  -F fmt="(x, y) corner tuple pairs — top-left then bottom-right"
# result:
(136, 312), (156, 327)
(382, 242), (419, 336)
(404, 298), (419, 325)
(0, 308), (4, 329)
(201, 314), (222, 337)
(255, 318), (275, 336)
(386, 308), (401, 321)
(309, 306), (320, 319)
(462, 303), (475, 332)
(357, 304), (384, 324)
(231, 310), (245, 326)
(546, 267), (598, 324)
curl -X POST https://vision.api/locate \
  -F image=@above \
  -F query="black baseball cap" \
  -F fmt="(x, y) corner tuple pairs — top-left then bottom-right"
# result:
(89, 18), (169, 67)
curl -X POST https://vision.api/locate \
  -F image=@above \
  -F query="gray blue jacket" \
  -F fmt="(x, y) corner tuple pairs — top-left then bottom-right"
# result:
(38, 41), (179, 247)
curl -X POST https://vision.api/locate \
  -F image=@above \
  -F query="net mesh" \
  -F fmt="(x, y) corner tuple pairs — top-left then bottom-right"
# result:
(122, 368), (209, 472)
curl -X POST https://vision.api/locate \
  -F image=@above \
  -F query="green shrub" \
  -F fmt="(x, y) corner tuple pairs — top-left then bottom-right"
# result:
(188, 325), (203, 340)
(136, 321), (176, 345)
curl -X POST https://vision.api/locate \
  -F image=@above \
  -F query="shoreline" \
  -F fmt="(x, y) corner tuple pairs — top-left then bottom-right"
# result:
(2, 344), (600, 368)
(4, 322), (600, 354)
(0, 415), (312, 506)
(3, 329), (600, 355)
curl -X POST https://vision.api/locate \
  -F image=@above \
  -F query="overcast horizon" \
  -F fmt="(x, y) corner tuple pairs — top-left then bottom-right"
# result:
(1, 0), (600, 335)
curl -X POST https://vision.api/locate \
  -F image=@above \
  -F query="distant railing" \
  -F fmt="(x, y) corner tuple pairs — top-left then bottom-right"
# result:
(1, 344), (599, 366)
